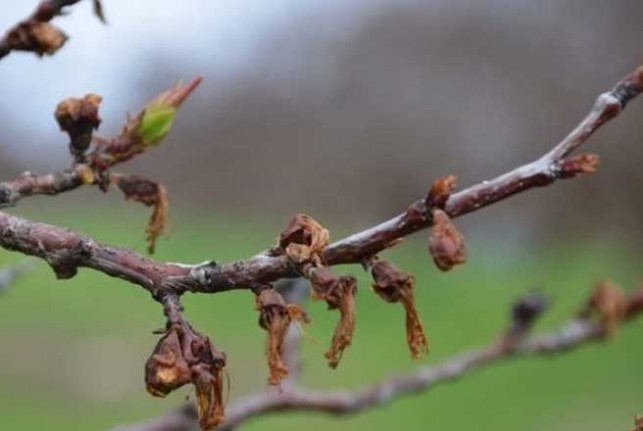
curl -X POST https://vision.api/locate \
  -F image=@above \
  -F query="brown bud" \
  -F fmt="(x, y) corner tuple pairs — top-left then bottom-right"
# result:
(111, 174), (169, 254)
(559, 154), (600, 178)
(370, 258), (428, 358)
(278, 214), (330, 265)
(145, 326), (192, 397)
(256, 289), (310, 385)
(580, 280), (627, 337)
(428, 209), (467, 271)
(426, 175), (457, 209)
(310, 267), (357, 368)
(55, 94), (102, 160)
(7, 21), (68, 56)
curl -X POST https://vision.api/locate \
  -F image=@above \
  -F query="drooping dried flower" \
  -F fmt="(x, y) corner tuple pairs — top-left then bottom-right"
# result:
(256, 289), (310, 385)
(428, 209), (466, 271)
(55, 94), (102, 160)
(278, 214), (330, 265)
(426, 175), (457, 209)
(579, 280), (627, 337)
(370, 258), (428, 358)
(111, 174), (169, 254)
(145, 326), (192, 397)
(144, 322), (227, 430)
(310, 267), (357, 368)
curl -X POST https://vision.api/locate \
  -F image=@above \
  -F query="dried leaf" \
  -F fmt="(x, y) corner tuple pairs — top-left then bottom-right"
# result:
(428, 209), (467, 271)
(427, 175), (457, 209)
(310, 267), (357, 368)
(580, 280), (627, 337)
(370, 259), (428, 358)
(193, 363), (226, 431)
(278, 214), (330, 265)
(112, 174), (169, 254)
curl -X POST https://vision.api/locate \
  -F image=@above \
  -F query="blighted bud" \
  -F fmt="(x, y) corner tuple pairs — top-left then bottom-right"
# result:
(426, 175), (457, 209)
(278, 214), (330, 265)
(370, 258), (428, 358)
(310, 267), (357, 368)
(428, 209), (467, 271)
(559, 153), (600, 178)
(55, 94), (102, 160)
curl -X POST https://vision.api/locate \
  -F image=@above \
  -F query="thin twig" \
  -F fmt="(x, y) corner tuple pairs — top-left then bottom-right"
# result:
(110, 290), (643, 431)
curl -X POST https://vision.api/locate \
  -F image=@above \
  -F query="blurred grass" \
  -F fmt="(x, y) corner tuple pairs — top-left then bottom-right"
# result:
(0, 205), (641, 431)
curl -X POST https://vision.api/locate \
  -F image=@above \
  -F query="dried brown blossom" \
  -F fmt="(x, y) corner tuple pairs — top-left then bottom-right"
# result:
(427, 175), (458, 209)
(5, 21), (68, 56)
(579, 280), (627, 337)
(145, 322), (227, 430)
(55, 94), (102, 160)
(310, 267), (357, 368)
(112, 174), (169, 254)
(278, 214), (330, 265)
(632, 415), (643, 431)
(625, 287), (643, 319)
(370, 258), (428, 358)
(256, 289), (310, 385)
(559, 153), (600, 178)
(428, 209), (467, 271)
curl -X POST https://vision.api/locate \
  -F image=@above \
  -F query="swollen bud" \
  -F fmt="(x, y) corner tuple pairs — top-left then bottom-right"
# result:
(55, 94), (102, 161)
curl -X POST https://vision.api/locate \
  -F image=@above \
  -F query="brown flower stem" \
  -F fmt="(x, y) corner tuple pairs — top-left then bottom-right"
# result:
(111, 289), (643, 431)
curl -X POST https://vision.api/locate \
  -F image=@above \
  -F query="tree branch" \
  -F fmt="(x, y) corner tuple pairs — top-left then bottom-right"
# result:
(111, 287), (643, 431)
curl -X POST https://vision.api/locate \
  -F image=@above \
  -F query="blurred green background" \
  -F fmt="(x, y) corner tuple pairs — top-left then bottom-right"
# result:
(0, 204), (641, 431)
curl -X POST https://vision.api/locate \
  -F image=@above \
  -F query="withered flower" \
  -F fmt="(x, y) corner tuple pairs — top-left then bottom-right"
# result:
(625, 287), (643, 319)
(278, 214), (330, 265)
(145, 322), (227, 430)
(370, 258), (428, 358)
(632, 415), (643, 431)
(256, 289), (310, 385)
(6, 21), (68, 56)
(111, 174), (169, 254)
(55, 94), (102, 160)
(310, 267), (357, 368)
(428, 209), (467, 271)
(579, 280), (627, 337)
(145, 326), (192, 397)
(426, 175), (457, 209)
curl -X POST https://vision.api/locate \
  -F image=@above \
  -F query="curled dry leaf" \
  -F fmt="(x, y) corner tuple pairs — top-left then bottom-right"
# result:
(145, 322), (227, 431)
(278, 214), (330, 265)
(309, 267), (357, 368)
(112, 174), (169, 254)
(55, 94), (102, 160)
(580, 280), (627, 337)
(426, 175), (458, 209)
(370, 258), (428, 358)
(428, 209), (467, 271)
(256, 289), (310, 385)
